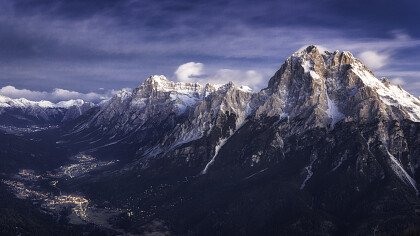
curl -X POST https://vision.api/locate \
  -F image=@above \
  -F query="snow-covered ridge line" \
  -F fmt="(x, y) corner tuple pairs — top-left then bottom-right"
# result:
(350, 63), (420, 122)
(0, 94), (93, 109)
(143, 75), (254, 95)
(290, 45), (420, 123)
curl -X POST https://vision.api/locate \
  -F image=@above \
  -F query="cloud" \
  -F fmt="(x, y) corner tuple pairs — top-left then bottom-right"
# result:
(390, 77), (405, 86)
(0, 86), (47, 101)
(174, 62), (265, 89)
(1, 0), (420, 96)
(208, 69), (264, 89)
(51, 88), (106, 102)
(359, 51), (389, 69)
(0, 86), (109, 103)
(175, 62), (204, 82)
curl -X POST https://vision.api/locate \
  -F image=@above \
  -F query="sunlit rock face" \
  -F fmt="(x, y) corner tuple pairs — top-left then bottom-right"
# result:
(61, 46), (420, 183)
(256, 45), (420, 129)
(63, 75), (254, 160)
(63, 46), (419, 235)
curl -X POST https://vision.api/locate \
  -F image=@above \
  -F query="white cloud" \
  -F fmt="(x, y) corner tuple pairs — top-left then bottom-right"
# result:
(390, 77), (405, 86)
(0, 86), (108, 103)
(359, 51), (389, 69)
(175, 62), (204, 82)
(0, 86), (47, 101)
(174, 62), (265, 90)
(51, 88), (106, 102)
(208, 69), (264, 89)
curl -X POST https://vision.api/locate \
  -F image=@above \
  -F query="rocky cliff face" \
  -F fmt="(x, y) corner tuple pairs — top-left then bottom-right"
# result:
(256, 45), (420, 127)
(64, 75), (253, 157)
(64, 46), (420, 175)
(23, 46), (420, 235)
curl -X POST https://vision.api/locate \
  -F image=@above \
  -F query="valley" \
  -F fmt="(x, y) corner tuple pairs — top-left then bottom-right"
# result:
(1, 152), (125, 233)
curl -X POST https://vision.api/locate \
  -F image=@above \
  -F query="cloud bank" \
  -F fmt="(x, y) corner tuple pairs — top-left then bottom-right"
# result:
(175, 62), (264, 89)
(175, 62), (204, 82)
(1, 0), (420, 95)
(359, 51), (389, 69)
(0, 86), (109, 103)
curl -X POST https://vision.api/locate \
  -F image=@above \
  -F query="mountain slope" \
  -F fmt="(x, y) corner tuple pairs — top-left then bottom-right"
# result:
(0, 95), (96, 128)
(2, 46), (420, 235)
(61, 76), (253, 160)
(256, 45), (420, 126)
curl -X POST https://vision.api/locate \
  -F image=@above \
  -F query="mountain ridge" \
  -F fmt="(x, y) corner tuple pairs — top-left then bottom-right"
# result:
(0, 94), (97, 128)
(58, 45), (420, 165)
(1, 45), (420, 235)
(2, 45), (420, 128)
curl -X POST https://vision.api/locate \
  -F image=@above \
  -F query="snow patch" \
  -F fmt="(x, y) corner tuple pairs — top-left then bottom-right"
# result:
(243, 168), (268, 180)
(251, 152), (262, 166)
(301, 59), (320, 80)
(238, 86), (253, 93)
(325, 92), (344, 127)
(387, 150), (418, 193)
(310, 71), (320, 80)
(331, 151), (348, 172)
(201, 129), (237, 174)
(300, 154), (318, 189)
(351, 65), (420, 122)
(201, 137), (228, 174)
(302, 60), (312, 73)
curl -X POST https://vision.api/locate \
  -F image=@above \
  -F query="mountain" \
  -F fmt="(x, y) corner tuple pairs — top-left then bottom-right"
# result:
(0, 95), (96, 129)
(1, 45), (420, 235)
(62, 75), (253, 156)
(256, 45), (420, 124)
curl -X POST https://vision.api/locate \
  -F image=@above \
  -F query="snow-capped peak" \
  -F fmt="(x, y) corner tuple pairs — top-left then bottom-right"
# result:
(292, 45), (329, 57)
(55, 99), (87, 108)
(351, 66), (420, 121)
(0, 94), (96, 127)
(138, 75), (253, 99)
(0, 94), (54, 108)
(261, 45), (420, 124)
(147, 75), (170, 84)
(296, 46), (420, 122)
(0, 94), (92, 109)
(114, 88), (133, 100)
(143, 75), (203, 94)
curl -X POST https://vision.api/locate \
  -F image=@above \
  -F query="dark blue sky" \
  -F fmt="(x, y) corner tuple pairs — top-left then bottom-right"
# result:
(1, 0), (420, 101)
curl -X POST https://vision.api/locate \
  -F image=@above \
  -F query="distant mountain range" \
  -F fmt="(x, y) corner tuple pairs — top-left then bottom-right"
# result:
(1, 45), (420, 235)
(0, 95), (96, 128)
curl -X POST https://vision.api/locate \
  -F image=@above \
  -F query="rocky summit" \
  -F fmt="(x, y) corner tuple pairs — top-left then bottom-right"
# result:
(1, 45), (420, 235)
